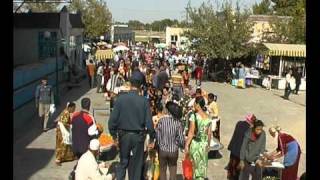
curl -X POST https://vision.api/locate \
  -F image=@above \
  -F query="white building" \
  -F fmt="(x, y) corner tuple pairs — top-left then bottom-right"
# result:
(165, 27), (190, 50)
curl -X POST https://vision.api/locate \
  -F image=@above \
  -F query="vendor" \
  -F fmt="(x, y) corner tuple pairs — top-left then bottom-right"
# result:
(266, 126), (301, 180)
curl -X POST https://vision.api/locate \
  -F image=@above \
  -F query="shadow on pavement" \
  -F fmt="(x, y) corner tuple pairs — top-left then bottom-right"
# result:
(208, 150), (223, 159)
(14, 79), (90, 179)
(273, 93), (306, 107)
(13, 148), (55, 180)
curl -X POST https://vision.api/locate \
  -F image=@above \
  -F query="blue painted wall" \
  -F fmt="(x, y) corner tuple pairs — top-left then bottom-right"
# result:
(13, 60), (63, 110)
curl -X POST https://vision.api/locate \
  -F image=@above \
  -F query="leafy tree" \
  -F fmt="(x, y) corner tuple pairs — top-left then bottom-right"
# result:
(185, 1), (253, 60)
(268, 0), (305, 43)
(69, 0), (112, 39)
(128, 20), (145, 30)
(23, 1), (60, 12)
(252, 0), (273, 15)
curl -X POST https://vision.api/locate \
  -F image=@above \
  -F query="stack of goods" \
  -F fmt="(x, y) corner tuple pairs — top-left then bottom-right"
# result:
(99, 133), (114, 152)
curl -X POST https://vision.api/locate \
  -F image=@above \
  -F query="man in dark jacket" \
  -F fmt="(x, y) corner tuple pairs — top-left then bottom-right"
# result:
(293, 67), (302, 95)
(108, 72), (155, 180)
(227, 114), (256, 180)
(71, 98), (96, 158)
(157, 66), (169, 90)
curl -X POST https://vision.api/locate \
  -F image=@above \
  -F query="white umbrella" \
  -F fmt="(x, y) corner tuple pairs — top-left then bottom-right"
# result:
(113, 45), (129, 52)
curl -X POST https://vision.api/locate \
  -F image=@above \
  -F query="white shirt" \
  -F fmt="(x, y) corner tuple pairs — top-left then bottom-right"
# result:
(75, 151), (112, 180)
(97, 66), (104, 76)
(114, 54), (119, 62)
(285, 73), (291, 83)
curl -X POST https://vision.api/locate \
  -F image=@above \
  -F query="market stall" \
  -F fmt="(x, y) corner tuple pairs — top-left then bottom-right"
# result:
(259, 43), (306, 90)
(95, 49), (114, 61)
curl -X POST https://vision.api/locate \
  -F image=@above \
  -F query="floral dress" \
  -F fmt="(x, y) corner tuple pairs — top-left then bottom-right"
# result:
(55, 110), (75, 162)
(189, 113), (211, 180)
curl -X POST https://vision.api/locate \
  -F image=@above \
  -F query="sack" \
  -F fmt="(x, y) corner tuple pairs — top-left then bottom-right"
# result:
(237, 79), (245, 88)
(232, 79), (238, 86)
(182, 155), (193, 180)
(106, 79), (112, 91)
(58, 122), (72, 145)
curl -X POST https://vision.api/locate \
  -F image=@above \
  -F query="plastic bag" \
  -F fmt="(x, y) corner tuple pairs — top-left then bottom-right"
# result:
(49, 104), (56, 114)
(182, 154), (193, 180)
(144, 153), (154, 180)
(153, 153), (160, 180)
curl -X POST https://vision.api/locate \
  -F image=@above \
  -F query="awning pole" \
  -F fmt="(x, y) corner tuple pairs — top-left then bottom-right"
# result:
(279, 56), (283, 77)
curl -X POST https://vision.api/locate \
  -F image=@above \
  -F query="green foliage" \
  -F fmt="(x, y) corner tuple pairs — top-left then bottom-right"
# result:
(268, 0), (305, 43)
(252, 0), (273, 15)
(185, 1), (253, 60)
(69, 0), (112, 39)
(23, 1), (59, 12)
(128, 20), (145, 30)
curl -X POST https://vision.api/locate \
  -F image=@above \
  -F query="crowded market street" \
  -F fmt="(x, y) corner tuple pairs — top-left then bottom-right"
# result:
(13, 79), (306, 180)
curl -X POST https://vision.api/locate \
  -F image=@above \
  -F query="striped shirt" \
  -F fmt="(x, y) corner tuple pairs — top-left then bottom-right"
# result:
(156, 115), (185, 153)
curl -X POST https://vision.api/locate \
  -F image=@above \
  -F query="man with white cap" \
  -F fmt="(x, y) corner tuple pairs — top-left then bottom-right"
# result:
(76, 139), (113, 180)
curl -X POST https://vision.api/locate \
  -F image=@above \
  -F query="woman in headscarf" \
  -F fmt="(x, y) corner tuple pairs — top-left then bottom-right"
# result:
(266, 126), (301, 180)
(185, 96), (212, 180)
(55, 102), (76, 166)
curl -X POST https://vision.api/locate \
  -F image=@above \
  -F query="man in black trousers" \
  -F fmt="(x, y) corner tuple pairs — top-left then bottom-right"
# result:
(108, 72), (155, 180)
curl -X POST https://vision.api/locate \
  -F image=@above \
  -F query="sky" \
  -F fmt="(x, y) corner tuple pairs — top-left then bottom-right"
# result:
(105, 0), (262, 23)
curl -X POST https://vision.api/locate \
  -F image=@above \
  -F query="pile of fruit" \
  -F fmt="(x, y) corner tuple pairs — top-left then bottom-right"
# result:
(99, 133), (114, 147)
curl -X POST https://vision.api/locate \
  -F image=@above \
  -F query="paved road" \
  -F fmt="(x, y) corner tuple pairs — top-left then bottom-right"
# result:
(13, 79), (306, 179)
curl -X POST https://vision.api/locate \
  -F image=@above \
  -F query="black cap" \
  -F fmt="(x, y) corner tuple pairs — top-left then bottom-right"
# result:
(166, 101), (182, 119)
(130, 71), (144, 87)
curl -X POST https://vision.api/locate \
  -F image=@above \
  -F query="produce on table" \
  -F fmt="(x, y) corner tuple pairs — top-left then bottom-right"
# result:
(99, 133), (114, 146)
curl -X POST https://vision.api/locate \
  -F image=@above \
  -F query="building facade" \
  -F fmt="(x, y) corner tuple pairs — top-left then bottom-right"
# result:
(108, 24), (135, 45)
(13, 6), (85, 133)
(165, 27), (190, 50)
(248, 15), (292, 44)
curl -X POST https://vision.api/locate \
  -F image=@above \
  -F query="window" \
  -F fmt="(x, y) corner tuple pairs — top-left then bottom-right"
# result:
(38, 31), (57, 60)
(171, 35), (178, 42)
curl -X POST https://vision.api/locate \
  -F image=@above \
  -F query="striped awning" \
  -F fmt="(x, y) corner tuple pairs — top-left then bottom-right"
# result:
(95, 49), (114, 60)
(263, 43), (306, 57)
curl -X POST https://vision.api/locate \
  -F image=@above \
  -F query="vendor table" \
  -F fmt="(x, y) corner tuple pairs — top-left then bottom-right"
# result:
(261, 162), (285, 180)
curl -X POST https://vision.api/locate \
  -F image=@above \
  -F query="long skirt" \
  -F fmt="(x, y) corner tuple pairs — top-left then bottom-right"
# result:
(56, 126), (76, 162)
(190, 140), (208, 179)
(282, 152), (301, 180)
(227, 154), (241, 180)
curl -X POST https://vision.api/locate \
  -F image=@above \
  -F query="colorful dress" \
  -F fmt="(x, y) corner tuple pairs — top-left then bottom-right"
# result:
(56, 110), (75, 162)
(189, 113), (211, 179)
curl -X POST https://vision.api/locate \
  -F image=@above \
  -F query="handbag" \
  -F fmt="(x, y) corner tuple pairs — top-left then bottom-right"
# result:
(58, 122), (72, 145)
(182, 154), (193, 180)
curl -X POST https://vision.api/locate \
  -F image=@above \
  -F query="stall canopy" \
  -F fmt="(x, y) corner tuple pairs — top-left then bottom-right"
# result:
(95, 49), (114, 60)
(113, 45), (129, 52)
(263, 43), (306, 57)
